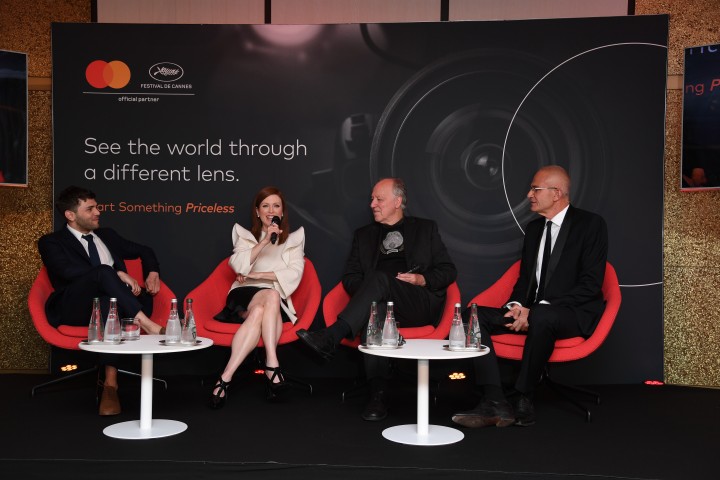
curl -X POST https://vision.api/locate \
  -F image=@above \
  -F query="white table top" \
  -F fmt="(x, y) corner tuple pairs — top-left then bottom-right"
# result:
(359, 338), (488, 360)
(79, 334), (213, 354)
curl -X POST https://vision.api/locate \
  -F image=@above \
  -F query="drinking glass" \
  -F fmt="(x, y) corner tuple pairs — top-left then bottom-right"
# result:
(121, 318), (140, 340)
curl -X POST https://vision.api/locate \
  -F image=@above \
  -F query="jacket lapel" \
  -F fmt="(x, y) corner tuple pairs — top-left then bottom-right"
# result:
(545, 205), (573, 285)
(61, 227), (92, 264)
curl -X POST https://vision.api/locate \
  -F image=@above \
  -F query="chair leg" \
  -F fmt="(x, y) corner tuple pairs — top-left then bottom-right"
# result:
(118, 369), (168, 390)
(31, 365), (98, 397)
(282, 371), (313, 395)
(341, 379), (368, 403)
(543, 369), (599, 423)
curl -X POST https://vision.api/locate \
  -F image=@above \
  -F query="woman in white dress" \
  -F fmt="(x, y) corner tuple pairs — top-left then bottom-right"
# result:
(208, 186), (305, 409)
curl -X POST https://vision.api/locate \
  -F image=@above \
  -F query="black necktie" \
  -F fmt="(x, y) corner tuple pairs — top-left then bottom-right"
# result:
(536, 220), (552, 302)
(82, 234), (101, 267)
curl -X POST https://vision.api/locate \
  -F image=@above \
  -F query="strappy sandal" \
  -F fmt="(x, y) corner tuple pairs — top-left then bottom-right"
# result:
(208, 377), (230, 410)
(264, 366), (288, 400)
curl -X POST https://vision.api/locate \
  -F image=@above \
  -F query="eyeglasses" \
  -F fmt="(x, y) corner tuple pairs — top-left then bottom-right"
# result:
(529, 187), (559, 193)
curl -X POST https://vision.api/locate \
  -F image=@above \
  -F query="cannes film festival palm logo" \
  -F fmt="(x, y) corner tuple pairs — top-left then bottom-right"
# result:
(149, 62), (184, 82)
(85, 60), (131, 89)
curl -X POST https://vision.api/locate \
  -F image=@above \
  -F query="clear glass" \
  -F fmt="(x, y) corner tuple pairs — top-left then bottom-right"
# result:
(87, 297), (103, 343)
(365, 301), (382, 346)
(465, 303), (481, 349)
(165, 299), (182, 344)
(103, 298), (121, 344)
(448, 303), (465, 350)
(381, 301), (399, 347)
(121, 318), (140, 340)
(181, 298), (197, 345)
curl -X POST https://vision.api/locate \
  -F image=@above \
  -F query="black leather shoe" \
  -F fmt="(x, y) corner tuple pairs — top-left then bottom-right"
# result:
(514, 395), (536, 426)
(361, 391), (388, 421)
(452, 399), (515, 428)
(296, 329), (336, 361)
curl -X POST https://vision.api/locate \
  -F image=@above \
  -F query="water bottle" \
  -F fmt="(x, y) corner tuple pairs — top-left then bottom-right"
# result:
(87, 297), (103, 343)
(365, 301), (382, 346)
(466, 303), (481, 349)
(103, 297), (121, 344)
(165, 298), (181, 344)
(448, 303), (465, 350)
(381, 301), (399, 347)
(181, 298), (197, 345)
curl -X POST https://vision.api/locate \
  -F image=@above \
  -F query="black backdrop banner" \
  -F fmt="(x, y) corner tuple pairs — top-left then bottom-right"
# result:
(52, 16), (668, 383)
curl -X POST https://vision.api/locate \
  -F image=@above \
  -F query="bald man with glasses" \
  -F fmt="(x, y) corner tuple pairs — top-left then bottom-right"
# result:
(453, 165), (608, 428)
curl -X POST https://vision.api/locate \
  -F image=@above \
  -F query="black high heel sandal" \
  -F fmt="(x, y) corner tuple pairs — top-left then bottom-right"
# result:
(208, 377), (230, 410)
(264, 366), (288, 400)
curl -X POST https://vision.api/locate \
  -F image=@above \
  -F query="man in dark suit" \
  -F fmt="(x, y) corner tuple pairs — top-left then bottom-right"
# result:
(453, 166), (608, 428)
(38, 186), (165, 415)
(297, 178), (457, 420)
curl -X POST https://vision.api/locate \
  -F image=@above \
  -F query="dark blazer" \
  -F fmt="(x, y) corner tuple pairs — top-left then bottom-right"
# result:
(342, 216), (457, 299)
(38, 226), (160, 295)
(510, 206), (608, 336)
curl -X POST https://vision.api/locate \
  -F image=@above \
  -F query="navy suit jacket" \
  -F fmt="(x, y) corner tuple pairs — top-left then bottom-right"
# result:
(342, 216), (457, 300)
(38, 226), (160, 297)
(510, 206), (608, 336)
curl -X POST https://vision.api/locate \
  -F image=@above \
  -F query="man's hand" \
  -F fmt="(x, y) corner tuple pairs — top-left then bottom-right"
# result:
(396, 272), (426, 286)
(145, 271), (160, 295)
(117, 271), (141, 296)
(504, 305), (530, 332)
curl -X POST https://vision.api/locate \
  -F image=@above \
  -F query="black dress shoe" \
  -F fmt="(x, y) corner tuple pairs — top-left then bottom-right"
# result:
(514, 395), (536, 426)
(296, 329), (336, 361)
(361, 391), (388, 421)
(452, 398), (515, 428)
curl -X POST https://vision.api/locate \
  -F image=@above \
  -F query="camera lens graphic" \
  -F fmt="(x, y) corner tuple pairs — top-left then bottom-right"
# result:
(370, 49), (609, 265)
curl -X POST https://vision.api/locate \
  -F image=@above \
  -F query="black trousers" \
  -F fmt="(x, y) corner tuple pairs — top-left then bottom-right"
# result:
(46, 265), (153, 368)
(471, 304), (583, 395)
(340, 271), (445, 381)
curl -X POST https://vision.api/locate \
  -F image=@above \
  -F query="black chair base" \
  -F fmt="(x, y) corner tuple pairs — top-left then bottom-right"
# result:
(543, 369), (600, 423)
(31, 366), (167, 397)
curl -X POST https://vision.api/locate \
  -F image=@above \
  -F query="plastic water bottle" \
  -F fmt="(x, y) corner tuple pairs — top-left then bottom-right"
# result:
(365, 301), (382, 346)
(448, 303), (465, 350)
(181, 298), (197, 345)
(381, 301), (399, 347)
(103, 297), (121, 344)
(165, 298), (181, 344)
(466, 303), (481, 349)
(88, 297), (103, 343)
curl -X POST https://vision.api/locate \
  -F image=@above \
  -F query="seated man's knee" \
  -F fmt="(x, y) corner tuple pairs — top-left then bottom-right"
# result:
(361, 270), (390, 290)
(527, 306), (560, 334)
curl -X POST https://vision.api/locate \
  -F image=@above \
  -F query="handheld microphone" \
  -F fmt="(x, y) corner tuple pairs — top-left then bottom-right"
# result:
(270, 216), (281, 244)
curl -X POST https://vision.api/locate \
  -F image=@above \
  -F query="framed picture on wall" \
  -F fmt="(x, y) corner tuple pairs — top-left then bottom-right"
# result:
(0, 49), (28, 187)
(681, 42), (720, 190)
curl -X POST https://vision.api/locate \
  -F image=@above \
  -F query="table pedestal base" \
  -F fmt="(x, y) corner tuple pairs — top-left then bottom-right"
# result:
(382, 424), (464, 446)
(103, 419), (187, 440)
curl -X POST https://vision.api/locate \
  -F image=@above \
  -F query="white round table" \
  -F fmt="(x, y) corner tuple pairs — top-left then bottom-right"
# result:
(79, 334), (212, 440)
(359, 338), (488, 446)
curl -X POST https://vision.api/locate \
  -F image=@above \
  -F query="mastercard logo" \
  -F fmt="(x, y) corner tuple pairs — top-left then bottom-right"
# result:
(85, 60), (131, 89)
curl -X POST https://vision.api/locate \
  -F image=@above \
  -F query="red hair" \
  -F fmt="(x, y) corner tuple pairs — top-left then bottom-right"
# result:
(250, 186), (290, 244)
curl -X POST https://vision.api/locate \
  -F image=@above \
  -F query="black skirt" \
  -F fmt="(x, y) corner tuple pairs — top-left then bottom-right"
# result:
(213, 286), (291, 323)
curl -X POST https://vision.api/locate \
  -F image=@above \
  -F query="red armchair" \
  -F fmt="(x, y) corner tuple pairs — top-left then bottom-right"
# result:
(468, 260), (622, 421)
(28, 259), (176, 395)
(187, 257), (321, 349)
(322, 281), (462, 346)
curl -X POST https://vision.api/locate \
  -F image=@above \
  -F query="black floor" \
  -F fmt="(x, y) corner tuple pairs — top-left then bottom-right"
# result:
(1, 369), (718, 480)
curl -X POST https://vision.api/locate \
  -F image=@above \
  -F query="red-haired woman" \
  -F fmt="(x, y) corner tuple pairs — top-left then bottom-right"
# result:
(208, 186), (305, 409)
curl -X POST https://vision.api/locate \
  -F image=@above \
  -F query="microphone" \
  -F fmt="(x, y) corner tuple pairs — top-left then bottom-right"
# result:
(270, 216), (281, 244)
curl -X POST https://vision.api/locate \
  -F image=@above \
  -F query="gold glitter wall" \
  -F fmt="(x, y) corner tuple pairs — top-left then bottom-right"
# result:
(1, 1), (719, 385)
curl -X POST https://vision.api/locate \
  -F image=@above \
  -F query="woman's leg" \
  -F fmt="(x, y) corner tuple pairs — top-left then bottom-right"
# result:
(254, 289), (284, 383)
(213, 304), (264, 395)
